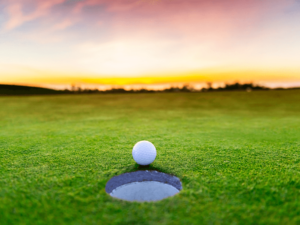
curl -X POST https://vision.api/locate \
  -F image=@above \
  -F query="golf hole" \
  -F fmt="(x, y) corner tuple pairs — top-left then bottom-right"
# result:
(105, 170), (182, 202)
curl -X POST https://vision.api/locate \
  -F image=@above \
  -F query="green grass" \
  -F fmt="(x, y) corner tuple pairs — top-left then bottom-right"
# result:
(0, 90), (300, 225)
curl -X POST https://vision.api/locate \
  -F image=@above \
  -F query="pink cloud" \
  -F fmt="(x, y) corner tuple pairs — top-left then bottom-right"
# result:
(102, 0), (295, 44)
(52, 19), (73, 31)
(4, 0), (65, 30)
(106, 0), (142, 12)
(72, 0), (104, 14)
(4, 0), (295, 33)
(2, 0), (296, 46)
(4, 3), (23, 30)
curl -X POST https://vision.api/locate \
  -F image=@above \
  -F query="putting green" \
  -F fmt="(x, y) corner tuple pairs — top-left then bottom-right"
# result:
(0, 90), (300, 224)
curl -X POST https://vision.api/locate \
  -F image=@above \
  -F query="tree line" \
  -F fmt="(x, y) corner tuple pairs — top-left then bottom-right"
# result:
(1, 83), (299, 95)
(65, 82), (268, 93)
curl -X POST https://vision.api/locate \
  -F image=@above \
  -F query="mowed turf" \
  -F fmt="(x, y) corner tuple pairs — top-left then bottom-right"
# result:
(0, 90), (300, 225)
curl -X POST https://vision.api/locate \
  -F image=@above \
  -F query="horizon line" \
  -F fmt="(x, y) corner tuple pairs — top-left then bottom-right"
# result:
(2, 80), (300, 91)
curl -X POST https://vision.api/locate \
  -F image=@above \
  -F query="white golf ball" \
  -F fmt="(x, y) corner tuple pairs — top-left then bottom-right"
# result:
(132, 141), (156, 165)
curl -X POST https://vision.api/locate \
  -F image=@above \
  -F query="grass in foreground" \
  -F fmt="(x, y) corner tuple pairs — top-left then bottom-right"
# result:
(0, 90), (300, 225)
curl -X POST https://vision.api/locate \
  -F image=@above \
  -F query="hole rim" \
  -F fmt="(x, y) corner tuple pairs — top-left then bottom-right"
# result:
(105, 170), (182, 195)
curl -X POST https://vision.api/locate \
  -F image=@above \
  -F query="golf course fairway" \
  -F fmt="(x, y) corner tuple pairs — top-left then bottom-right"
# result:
(0, 90), (299, 224)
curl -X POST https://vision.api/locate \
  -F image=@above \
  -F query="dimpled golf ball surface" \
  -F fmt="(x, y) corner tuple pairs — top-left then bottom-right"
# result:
(132, 141), (156, 165)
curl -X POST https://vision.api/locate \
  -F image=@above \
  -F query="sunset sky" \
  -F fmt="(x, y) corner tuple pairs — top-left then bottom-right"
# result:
(0, 0), (300, 89)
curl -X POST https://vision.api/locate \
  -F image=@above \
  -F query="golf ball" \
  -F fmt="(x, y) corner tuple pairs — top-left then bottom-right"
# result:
(132, 141), (156, 165)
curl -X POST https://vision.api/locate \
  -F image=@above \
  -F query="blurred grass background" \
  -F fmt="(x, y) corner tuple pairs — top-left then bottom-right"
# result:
(0, 90), (299, 224)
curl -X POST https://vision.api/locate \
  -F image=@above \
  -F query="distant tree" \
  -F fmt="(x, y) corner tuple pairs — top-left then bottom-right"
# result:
(207, 82), (213, 90)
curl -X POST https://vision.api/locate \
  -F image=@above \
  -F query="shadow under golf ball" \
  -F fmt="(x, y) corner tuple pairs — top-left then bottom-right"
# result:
(105, 170), (182, 202)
